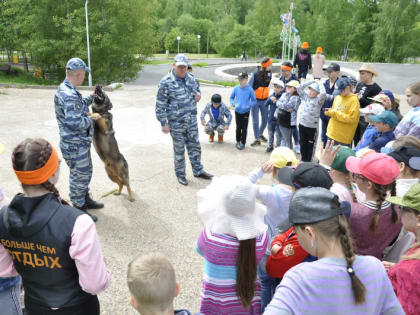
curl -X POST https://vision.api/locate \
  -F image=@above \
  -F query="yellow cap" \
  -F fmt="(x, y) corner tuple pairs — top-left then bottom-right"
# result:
(269, 147), (298, 168)
(285, 80), (300, 88)
(0, 143), (5, 155)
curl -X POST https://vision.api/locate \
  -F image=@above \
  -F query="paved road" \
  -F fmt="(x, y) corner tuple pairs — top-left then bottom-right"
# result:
(130, 58), (420, 95)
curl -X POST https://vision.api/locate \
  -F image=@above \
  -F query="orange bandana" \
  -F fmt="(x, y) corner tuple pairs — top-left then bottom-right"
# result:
(14, 146), (59, 185)
(281, 65), (292, 71)
(261, 59), (272, 68)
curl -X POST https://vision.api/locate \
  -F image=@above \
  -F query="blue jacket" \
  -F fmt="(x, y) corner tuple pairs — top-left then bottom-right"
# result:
(321, 78), (339, 121)
(54, 80), (94, 145)
(155, 71), (201, 126)
(230, 85), (257, 114)
(200, 102), (232, 127)
(369, 130), (395, 153)
(355, 125), (379, 152)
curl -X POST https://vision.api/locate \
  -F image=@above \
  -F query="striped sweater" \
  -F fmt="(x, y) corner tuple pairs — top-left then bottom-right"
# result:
(196, 227), (269, 315)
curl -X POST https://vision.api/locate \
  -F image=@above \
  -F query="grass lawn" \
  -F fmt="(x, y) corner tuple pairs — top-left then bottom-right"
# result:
(153, 53), (221, 59)
(142, 59), (173, 65)
(0, 66), (55, 85)
(197, 79), (236, 87)
(191, 62), (208, 67)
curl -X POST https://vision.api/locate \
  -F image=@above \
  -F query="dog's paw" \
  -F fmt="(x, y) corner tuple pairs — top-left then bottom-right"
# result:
(113, 191), (121, 196)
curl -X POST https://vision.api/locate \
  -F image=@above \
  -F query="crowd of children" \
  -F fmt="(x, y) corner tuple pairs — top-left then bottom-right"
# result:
(1, 48), (420, 315)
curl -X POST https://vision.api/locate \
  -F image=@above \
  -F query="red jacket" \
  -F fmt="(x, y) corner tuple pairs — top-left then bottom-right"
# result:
(266, 226), (309, 279)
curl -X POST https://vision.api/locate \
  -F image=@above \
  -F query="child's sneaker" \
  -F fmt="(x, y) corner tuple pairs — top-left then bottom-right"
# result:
(239, 143), (245, 150)
(209, 134), (214, 143)
(260, 135), (268, 143)
(265, 146), (273, 153)
(295, 145), (301, 154)
(218, 135), (223, 143)
(235, 142), (241, 150)
(250, 139), (261, 146)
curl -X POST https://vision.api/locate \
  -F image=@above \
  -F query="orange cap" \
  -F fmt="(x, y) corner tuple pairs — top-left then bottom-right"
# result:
(301, 42), (309, 49)
(316, 47), (323, 53)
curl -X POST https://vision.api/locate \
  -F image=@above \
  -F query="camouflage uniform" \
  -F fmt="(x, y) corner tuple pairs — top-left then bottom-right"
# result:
(54, 63), (94, 207)
(155, 68), (205, 179)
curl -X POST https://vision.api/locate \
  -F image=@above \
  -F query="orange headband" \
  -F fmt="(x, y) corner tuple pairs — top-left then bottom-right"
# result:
(14, 145), (59, 185)
(261, 59), (272, 68)
(281, 65), (292, 71)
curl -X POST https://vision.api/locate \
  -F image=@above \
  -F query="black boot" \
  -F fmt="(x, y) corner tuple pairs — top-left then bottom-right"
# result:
(83, 193), (104, 210)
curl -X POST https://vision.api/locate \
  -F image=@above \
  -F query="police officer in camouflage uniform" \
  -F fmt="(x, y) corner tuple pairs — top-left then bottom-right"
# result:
(54, 58), (103, 222)
(155, 54), (213, 185)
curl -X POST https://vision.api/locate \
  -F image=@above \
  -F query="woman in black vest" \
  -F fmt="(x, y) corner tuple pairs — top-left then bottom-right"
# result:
(249, 57), (273, 146)
(0, 138), (110, 315)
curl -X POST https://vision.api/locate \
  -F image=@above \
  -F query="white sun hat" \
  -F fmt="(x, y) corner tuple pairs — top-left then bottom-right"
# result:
(197, 175), (267, 241)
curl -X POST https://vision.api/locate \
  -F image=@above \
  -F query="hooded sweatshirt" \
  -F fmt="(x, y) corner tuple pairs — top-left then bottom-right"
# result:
(0, 193), (110, 309)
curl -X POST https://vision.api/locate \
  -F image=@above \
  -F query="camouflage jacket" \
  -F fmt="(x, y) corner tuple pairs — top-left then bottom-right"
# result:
(155, 71), (201, 126)
(54, 79), (94, 144)
(199, 102), (232, 127)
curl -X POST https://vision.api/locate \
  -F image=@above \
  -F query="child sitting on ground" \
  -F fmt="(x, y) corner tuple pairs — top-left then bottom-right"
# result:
(296, 80), (326, 161)
(265, 78), (285, 153)
(355, 103), (385, 152)
(230, 73), (257, 150)
(127, 253), (194, 315)
(200, 93), (232, 143)
(368, 111), (399, 152)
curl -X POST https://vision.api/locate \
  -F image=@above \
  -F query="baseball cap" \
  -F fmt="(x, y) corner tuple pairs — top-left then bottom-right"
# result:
(334, 77), (351, 94)
(289, 187), (349, 225)
(368, 94), (390, 104)
(269, 147), (298, 169)
(174, 54), (189, 66)
(346, 153), (400, 185)
(327, 63), (340, 72)
(309, 82), (320, 94)
(331, 146), (356, 174)
(285, 80), (300, 88)
(380, 90), (395, 104)
(369, 111), (399, 128)
(387, 183), (420, 212)
(388, 146), (420, 171)
(360, 103), (385, 116)
(66, 58), (90, 72)
(0, 143), (5, 155)
(211, 94), (222, 104)
(271, 78), (285, 88)
(238, 72), (248, 80)
(277, 162), (333, 189)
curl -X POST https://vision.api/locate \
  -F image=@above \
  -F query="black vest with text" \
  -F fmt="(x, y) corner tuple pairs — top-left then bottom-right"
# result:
(0, 193), (93, 309)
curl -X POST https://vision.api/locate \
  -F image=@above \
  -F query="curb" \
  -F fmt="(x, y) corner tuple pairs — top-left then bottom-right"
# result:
(0, 84), (114, 92)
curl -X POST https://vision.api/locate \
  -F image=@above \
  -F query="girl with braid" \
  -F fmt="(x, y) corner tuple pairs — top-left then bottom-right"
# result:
(346, 152), (402, 259)
(264, 187), (404, 314)
(0, 138), (110, 315)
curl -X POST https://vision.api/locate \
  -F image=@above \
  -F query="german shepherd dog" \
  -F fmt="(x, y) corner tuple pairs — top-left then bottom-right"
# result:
(91, 85), (135, 201)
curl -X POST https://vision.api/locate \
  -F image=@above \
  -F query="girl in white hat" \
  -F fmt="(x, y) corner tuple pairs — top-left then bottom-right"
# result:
(196, 176), (269, 314)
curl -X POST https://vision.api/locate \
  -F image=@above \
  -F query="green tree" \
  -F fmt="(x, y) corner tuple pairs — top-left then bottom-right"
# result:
(373, 0), (419, 62)
(246, 0), (278, 37)
(220, 24), (260, 57)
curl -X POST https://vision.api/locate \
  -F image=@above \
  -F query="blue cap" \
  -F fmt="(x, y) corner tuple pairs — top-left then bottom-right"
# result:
(334, 77), (351, 94)
(174, 54), (189, 66)
(309, 82), (320, 93)
(380, 90), (395, 104)
(66, 57), (90, 72)
(369, 110), (399, 128)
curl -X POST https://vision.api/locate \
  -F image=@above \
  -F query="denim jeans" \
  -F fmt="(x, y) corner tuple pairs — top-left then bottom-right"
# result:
(267, 104), (282, 147)
(0, 281), (22, 315)
(279, 126), (294, 149)
(293, 125), (299, 146)
(258, 267), (280, 312)
(251, 99), (268, 140)
(321, 119), (329, 147)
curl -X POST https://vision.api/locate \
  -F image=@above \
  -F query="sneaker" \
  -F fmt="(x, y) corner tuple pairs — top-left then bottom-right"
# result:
(177, 177), (188, 185)
(194, 171), (213, 180)
(265, 146), (274, 153)
(84, 193), (104, 210)
(209, 134), (214, 143)
(235, 142), (241, 150)
(250, 139), (261, 146)
(239, 143), (245, 150)
(260, 135), (268, 142)
(295, 145), (301, 154)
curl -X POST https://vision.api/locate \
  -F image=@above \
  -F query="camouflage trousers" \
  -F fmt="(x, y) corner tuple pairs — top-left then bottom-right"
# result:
(204, 123), (225, 136)
(169, 116), (204, 178)
(60, 141), (92, 207)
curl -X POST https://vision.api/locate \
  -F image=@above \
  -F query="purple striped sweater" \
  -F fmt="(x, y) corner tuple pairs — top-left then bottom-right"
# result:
(196, 227), (269, 315)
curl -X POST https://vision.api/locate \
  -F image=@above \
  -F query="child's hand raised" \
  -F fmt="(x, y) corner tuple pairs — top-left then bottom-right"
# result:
(319, 139), (340, 167)
(261, 161), (274, 173)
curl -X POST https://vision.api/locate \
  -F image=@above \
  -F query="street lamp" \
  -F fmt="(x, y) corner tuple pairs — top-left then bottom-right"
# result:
(197, 34), (201, 56)
(85, 0), (92, 87)
(177, 36), (181, 54)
